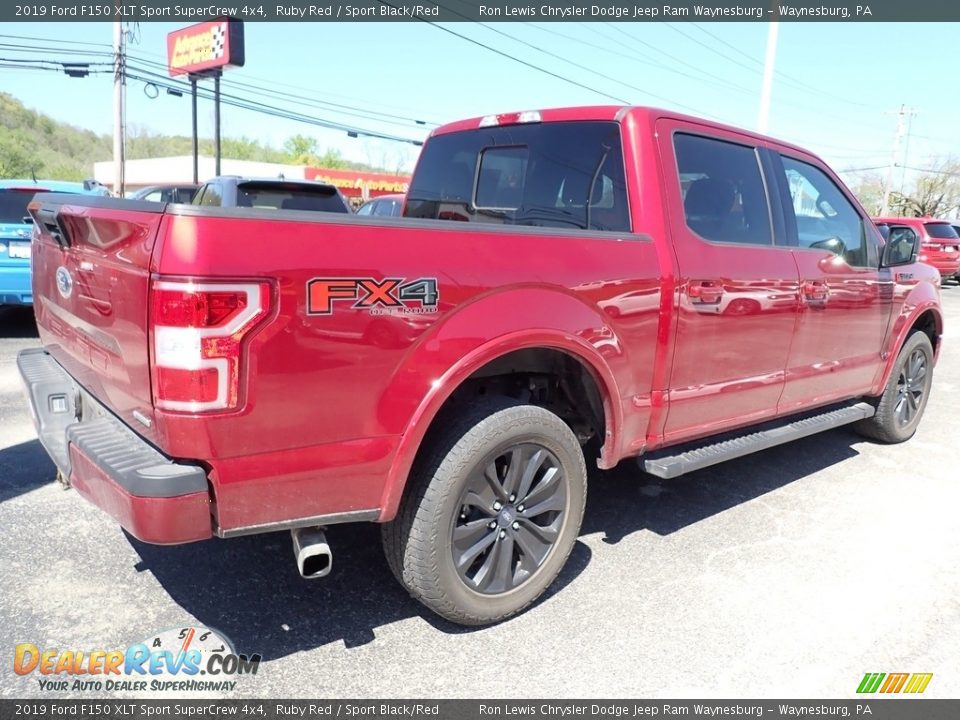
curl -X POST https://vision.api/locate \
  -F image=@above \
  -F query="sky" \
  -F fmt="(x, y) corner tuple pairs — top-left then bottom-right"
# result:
(1, 19), (957, 183)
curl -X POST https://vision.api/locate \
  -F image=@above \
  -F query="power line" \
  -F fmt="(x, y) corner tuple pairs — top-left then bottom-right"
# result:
(424, 1), (723, 114)
(124, 52), (435, 129)
(377, 1), (632, 104)
(0, 33), (444, 127)
(123, 63), (424, 145)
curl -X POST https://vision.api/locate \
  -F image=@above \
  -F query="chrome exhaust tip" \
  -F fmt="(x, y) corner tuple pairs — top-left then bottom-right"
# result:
(291, 527), (332, 579)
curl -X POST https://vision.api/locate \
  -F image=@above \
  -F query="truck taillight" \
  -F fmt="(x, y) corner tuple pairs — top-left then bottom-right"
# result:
(150, 279), (271, 412)
(921, 242), (940, 251)
(478, 110), (542, 127)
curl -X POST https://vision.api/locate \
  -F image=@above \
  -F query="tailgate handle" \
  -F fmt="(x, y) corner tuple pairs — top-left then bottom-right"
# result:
(31, 207), (71, 249)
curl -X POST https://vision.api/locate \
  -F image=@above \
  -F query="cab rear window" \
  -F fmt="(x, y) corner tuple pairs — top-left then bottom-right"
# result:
(237, 183), (348, 213)
(405, 121), (630, 232)
(924, 223), (959, 240)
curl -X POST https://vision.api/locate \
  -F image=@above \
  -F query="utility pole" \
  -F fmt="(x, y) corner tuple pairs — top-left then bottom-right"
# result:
(757, 20), (779, 133)
(880, 105), (917, 216)
(112, 17), (125, 196)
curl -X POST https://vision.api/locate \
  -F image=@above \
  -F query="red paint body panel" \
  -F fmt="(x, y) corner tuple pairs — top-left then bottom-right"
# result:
(69, 445), (211, 545)
(32, 204), (161, 441)
(28, 107), (943, 544)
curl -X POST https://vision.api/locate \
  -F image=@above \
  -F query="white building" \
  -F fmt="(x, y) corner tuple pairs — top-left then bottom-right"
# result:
(93, 156), (308, 193)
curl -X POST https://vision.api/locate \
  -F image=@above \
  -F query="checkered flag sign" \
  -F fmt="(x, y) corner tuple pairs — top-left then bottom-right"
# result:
(211, 23), (226, 59)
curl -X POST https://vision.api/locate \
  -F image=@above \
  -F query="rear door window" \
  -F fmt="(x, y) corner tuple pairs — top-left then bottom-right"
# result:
(673, 133), (772, 246)
(405, 121), (630, 232)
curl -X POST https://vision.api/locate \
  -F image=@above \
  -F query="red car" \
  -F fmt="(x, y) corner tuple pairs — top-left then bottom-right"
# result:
(874, 216), (960, 281)
(20, 106), (942, 624)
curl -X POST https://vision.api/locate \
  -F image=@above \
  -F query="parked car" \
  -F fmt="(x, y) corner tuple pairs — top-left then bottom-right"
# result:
(873, 216), (960, 282)
(0, 179), (110, 307)
(192, 176), (351, 213)
(129, 184), (200, 204)
(356, 193), (405, 217)
(20, 106), (941, 625)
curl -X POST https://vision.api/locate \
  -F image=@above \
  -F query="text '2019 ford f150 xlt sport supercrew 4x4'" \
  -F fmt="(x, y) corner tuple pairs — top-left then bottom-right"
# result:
(20, 106), (941, 625)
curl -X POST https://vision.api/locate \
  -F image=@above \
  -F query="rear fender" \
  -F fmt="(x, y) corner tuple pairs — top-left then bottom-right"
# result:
(376, 287), (626, 521)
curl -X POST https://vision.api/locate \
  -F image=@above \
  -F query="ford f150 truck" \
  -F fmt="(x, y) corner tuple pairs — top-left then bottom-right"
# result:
(19, 106), (942, 625)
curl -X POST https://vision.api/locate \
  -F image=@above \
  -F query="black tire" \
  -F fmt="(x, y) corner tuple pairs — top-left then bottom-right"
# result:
(855, 331), (934, 443)
(382, 396), (587, 625)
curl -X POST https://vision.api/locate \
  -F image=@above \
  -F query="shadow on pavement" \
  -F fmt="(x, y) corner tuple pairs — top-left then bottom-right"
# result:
(0, 307), (39, 338)
(583, 426), (862, 543)
(127, 425), (863, 659)
(127, 525), (592, 659)
(0, 439), (55, 503)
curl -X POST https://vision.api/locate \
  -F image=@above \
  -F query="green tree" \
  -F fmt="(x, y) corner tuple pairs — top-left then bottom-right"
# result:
(283, 134), (320, 163)
(0, 129), (41, 178)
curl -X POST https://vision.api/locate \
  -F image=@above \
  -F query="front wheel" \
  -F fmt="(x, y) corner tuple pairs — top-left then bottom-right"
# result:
(855, 331), (934, 443)
(382, 397), (587, 625)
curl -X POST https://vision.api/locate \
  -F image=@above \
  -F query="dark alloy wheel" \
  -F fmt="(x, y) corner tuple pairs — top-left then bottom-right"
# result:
(855, 330), (934, 443)
(452, 443), (567, 595)
(382, 397), (587, 625)
(893, 347), (927, 428)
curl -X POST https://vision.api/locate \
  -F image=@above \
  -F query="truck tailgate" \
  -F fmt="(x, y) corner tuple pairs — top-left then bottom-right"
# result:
(29, 195), (164, 439)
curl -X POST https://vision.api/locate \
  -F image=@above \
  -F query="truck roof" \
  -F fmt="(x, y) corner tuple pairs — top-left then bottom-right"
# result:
(430, 105), (817, 160)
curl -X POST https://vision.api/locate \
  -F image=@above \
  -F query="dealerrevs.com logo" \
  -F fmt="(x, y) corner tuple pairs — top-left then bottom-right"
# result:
(14, 626), (261, 693)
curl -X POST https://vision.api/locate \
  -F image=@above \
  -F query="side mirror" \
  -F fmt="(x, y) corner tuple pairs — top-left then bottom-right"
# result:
(881, 230), (919, 268)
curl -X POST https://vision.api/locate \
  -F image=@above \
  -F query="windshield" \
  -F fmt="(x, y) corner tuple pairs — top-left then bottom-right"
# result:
(0, 189), (38, 225)
(405, 121), (630, 232)
(923, 222), (959, 240)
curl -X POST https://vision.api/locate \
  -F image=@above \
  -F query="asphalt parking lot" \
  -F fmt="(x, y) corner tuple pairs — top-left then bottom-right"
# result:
(1, 287), (958, 700)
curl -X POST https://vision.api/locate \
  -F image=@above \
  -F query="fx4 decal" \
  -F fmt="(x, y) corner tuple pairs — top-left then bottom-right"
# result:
(307, 277), (439, 316)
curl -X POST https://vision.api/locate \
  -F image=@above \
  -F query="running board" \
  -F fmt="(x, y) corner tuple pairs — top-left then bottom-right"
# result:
(641, 402), (875, 479)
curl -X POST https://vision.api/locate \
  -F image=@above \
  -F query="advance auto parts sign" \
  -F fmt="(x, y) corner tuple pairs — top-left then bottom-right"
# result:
(167, 19), (245, 77)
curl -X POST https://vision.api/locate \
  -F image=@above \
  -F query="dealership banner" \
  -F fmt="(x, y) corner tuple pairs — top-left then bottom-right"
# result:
(7, 0), (960, 22)
(1, 700), (960, 720)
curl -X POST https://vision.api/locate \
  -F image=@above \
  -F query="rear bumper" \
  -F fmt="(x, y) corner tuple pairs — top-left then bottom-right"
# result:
(17, 348), (212, 544)
(919, 254), (960, 277)
(0, 264), (32, 305)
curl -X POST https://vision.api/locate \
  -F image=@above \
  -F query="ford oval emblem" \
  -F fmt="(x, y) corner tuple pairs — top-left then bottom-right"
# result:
(55, 266), (73, 299)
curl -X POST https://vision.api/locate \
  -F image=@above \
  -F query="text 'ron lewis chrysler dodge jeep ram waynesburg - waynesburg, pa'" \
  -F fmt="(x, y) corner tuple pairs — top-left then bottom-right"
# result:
(19, 106), (942, 624)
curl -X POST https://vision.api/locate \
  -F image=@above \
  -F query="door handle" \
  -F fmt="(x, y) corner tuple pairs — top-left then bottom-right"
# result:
(688, 280), (723, 304)
(802, 280), (828, 302)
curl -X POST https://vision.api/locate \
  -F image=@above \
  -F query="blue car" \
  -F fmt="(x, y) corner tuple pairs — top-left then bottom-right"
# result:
(0, 179), (110, 306)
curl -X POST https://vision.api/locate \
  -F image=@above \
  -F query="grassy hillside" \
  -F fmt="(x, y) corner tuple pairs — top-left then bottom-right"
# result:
(0, 92), (384, 180)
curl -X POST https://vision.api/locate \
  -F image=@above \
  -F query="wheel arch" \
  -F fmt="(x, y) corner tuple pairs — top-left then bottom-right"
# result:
(377, 331), (623, 522)
(874, 301), (943, 395)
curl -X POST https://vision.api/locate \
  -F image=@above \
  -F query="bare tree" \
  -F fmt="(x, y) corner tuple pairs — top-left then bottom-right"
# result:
(889, 157), (960, 218)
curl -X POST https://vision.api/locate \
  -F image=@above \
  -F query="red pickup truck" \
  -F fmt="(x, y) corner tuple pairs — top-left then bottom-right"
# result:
(19, 106), (942, 625)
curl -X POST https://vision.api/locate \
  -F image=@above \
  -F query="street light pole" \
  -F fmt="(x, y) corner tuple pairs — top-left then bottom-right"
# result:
(112, 18), (125, 196)
(757, 20), (779, 134)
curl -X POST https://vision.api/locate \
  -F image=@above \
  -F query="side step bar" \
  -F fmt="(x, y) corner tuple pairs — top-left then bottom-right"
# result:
(641, 402), (875, 479)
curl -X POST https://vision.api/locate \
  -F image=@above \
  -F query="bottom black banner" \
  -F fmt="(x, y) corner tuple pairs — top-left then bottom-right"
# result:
(1, 700), (958, 720)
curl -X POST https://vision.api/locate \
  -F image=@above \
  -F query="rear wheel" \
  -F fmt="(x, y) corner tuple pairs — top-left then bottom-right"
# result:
(382, 397), (587, 625)
(855, 331), (934, 443)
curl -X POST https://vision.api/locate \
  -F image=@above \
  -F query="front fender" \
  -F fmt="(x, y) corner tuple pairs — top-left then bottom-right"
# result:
(376, 286), (628, 521)
(873, 278), (943, 395)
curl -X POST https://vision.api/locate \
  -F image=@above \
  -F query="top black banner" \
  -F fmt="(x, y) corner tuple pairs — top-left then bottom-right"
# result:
(5, 0), (960, 22)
